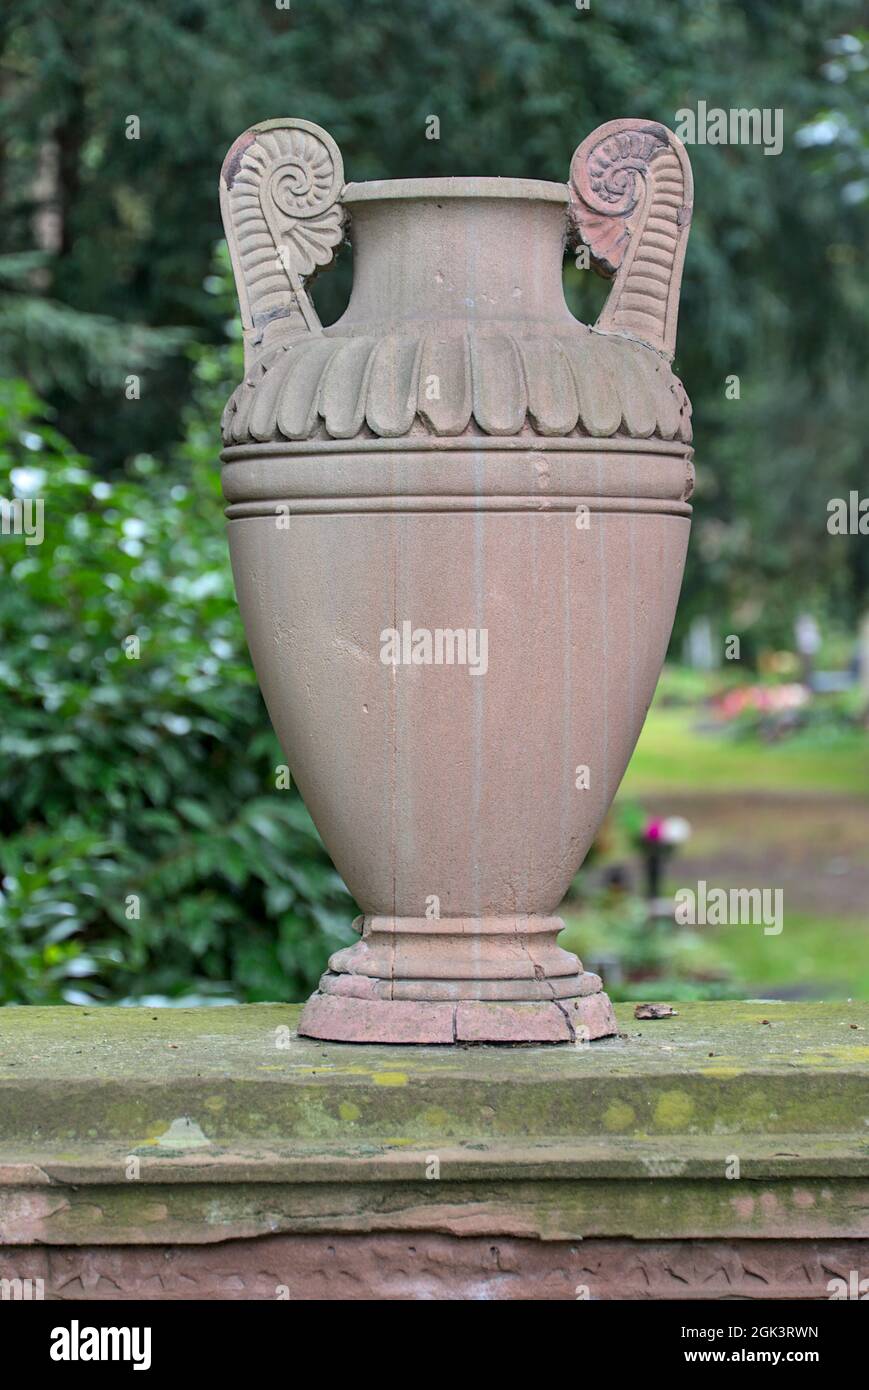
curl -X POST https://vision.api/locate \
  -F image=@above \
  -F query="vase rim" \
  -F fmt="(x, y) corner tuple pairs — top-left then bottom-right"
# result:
(342, 176), (569, 204)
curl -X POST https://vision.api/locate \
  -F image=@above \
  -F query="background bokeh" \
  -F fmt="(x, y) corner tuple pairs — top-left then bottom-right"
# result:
(1, 0), (867, 1005)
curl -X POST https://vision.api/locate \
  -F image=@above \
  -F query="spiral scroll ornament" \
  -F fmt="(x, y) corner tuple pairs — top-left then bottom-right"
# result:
(220, 119), (345, 361)
(568, 119), (693, 360)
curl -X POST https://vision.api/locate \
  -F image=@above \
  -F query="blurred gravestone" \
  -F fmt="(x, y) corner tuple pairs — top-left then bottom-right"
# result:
(795, 612), (821, 686)
(685, 616), (716, 670)
(859, 613), (869, 703)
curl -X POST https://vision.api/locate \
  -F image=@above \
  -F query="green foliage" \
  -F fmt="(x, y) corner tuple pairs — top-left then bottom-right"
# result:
(0, 370), (355, 1004)
(560, 902), (736, 1003)
(0, 252), (186, 397)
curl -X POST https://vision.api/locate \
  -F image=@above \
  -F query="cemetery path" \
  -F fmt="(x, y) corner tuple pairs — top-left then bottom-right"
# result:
(642, 791), (869, 919)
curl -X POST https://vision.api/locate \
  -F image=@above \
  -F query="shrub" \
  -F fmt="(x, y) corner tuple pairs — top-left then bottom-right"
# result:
(0, 370), (355, 1005)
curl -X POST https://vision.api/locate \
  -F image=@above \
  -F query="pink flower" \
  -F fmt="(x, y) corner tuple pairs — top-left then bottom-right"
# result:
(642, 815), (691, 846)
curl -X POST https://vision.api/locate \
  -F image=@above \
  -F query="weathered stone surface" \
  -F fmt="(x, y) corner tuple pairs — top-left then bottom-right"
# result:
(3, 1172), (867, 1248)
(0, 1003), (866, 1253)
(297, 993), (456, 1045)
(454, 1001), (572, 1043)
(1, 1235), (864, 1301)
(1, 1001), (867, 1142)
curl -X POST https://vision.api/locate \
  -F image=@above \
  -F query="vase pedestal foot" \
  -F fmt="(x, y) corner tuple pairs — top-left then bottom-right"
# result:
(297, 987), (617, 1045)
(298, 914), (619, 1044)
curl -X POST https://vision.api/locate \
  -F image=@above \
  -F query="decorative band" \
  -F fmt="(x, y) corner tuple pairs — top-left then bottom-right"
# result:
(225, 494), (693, 519)
(221, 435), (694, 461)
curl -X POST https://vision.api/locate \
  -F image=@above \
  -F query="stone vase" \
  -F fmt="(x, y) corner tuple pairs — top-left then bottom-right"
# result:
(219, 118), (694, 1044)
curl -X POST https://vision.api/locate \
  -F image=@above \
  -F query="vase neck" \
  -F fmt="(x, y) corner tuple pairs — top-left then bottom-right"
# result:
(334, 193), (576, 333)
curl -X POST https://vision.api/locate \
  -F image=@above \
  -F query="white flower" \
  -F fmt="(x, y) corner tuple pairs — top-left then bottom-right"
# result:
(660, 816), (691, 846)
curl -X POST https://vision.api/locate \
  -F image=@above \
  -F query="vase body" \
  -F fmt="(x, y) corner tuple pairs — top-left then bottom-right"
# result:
(220, 119), (695, 1042)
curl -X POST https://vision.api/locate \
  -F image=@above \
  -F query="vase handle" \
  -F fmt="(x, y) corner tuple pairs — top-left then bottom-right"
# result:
(568, 119), (693, 361)
(220, 119), (346, 367)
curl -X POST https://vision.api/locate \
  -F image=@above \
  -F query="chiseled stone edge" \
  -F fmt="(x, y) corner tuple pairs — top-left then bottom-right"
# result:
(2, 1173), (866, 1246)
(1, 1234), (865, 1300)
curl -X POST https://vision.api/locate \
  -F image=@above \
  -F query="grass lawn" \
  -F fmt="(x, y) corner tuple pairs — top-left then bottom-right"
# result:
(704, 908), (869, 1000)
(623, 707), (869, 796)
(560, 905), (869, 1002)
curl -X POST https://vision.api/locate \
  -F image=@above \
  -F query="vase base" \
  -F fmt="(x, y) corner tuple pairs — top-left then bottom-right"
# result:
(297, 980), (618, 1045)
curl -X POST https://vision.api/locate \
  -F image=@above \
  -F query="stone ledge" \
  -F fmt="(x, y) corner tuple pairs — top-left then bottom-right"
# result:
(0, 1001), (867, 1250)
